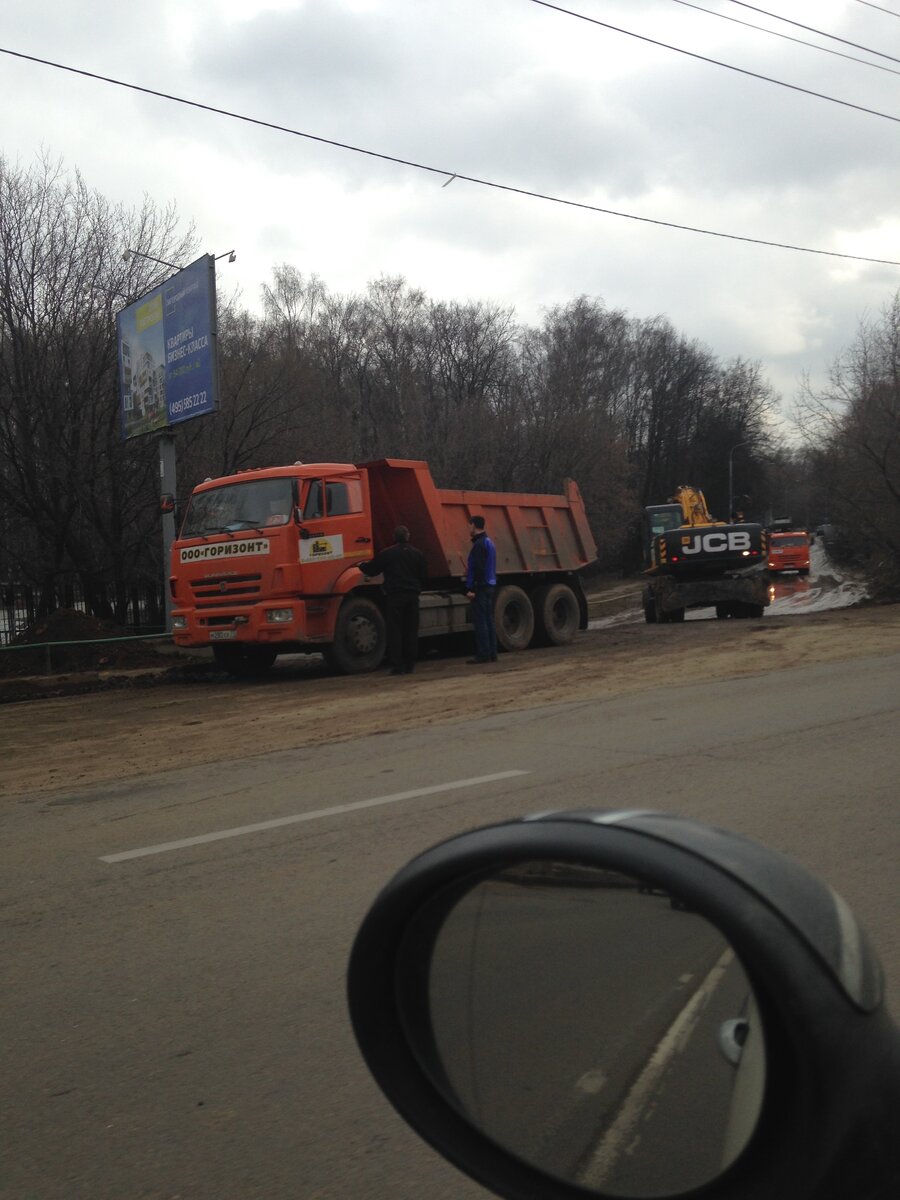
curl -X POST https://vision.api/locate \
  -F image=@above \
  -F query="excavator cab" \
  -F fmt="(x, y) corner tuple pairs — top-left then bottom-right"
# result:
(642, 504), (686, 568)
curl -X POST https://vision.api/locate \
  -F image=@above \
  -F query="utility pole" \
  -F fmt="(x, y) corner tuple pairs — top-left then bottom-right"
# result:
(158, 432), (177, 631)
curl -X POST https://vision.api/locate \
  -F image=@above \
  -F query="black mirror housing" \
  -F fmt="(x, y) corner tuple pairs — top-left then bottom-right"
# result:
(347, 811), (900, 1200)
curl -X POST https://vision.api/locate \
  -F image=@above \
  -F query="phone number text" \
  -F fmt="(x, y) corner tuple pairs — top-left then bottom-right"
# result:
(170, 390), (209, 416)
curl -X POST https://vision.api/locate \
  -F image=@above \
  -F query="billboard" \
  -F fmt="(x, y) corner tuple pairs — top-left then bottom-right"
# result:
(117, 254), (218, 440)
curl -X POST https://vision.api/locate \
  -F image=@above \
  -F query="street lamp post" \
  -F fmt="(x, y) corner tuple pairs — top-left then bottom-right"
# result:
(728, 441), (751, 521)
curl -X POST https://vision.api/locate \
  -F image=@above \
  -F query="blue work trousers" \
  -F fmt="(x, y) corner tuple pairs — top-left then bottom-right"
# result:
(472, 586), (497, 661)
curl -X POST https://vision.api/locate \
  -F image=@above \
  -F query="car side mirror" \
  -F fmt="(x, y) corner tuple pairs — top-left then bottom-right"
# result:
(348, 811), (900, 1200)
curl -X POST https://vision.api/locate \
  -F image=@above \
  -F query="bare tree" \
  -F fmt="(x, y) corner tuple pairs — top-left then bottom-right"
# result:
(0, 153), (196, 616)
(797, 293), (900, 595)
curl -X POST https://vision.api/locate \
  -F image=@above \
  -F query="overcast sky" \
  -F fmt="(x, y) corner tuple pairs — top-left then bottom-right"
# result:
(3, 0), (900, 413)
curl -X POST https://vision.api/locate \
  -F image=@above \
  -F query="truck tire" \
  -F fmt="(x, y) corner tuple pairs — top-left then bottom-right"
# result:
(532, 583), (580, 646)
(665, 607), (685, 623)
(642, 587), (657, 624)
(325, 597), (386, 674)
(494, 585), (535, 652)
(715, 604), (730, 620)
(213, 645), (278, 677)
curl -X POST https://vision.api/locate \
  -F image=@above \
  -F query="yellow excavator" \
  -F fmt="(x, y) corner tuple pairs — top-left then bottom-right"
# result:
(641, 486), (769, 623)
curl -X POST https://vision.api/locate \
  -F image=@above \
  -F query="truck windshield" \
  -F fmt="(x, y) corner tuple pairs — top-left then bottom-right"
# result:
(181, 479), (294, 537)
(772, 535), (808, 546)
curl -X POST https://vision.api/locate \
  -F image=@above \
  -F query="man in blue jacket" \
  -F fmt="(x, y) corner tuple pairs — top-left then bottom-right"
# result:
(465, 515), (498, 664)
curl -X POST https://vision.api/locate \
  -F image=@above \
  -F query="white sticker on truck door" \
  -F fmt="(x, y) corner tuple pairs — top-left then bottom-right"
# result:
(300, 534), (344, 563)
(180, 538), (270, 563)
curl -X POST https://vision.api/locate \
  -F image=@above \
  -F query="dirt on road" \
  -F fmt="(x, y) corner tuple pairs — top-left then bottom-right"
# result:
(2, 600), (899, 800)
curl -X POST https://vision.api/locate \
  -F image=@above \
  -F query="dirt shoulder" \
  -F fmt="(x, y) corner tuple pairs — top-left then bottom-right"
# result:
(2, 601), (899, 800)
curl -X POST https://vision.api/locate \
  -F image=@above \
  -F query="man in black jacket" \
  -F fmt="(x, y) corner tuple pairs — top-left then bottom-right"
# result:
(359, 526), (428, 675)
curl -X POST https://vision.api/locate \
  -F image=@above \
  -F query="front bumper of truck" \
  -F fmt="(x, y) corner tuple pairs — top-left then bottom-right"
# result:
(170, 597), (338, 648)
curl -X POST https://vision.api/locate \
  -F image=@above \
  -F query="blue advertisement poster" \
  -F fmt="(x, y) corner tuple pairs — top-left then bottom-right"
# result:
(117, 255), (218, 440)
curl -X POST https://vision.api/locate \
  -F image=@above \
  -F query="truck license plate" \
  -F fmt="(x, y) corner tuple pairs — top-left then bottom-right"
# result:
(209, 630), (237, 640)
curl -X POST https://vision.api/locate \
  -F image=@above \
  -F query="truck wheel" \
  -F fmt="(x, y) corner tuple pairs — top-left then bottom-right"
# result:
(325, 597), (386, 674)
(532, 583), (580, 646)
(213, 645), (278, 677)
(642, 588), (657, 624)
(746, 604), (765, 618)
(715, 604), (730, 620)
(494, 585), (535, 652)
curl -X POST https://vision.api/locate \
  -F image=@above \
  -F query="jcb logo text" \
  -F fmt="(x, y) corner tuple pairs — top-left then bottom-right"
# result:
(682, 532), (751, 555)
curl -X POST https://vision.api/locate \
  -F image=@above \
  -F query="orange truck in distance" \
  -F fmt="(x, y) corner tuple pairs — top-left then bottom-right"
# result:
(767, 530), (811, 576)
(169, 458), (597, 674)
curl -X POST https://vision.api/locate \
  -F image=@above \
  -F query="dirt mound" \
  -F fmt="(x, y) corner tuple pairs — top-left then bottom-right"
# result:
(0, 608), (175, 678)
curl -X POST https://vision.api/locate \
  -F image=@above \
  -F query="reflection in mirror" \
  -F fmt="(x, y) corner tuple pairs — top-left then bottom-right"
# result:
(404, 861), (765, 1198)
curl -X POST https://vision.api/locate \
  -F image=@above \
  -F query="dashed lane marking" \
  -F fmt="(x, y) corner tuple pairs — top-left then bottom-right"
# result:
(99, 771), (530, 863)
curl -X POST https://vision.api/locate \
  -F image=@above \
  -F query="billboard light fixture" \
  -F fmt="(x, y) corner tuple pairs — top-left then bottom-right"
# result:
(123, 249), (182, 270)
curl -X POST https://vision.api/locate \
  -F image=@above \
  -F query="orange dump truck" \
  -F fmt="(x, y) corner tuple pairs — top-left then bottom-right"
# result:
(767, 530), (811, 576)
(170, 458), (597, 674)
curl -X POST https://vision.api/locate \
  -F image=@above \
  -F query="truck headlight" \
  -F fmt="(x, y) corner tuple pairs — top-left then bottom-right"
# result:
(266, 608), (293, 623)
(171, 616), (187, 629)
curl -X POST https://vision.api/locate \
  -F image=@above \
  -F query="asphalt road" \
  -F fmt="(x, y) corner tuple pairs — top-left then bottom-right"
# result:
(3, 649), (898, 1200)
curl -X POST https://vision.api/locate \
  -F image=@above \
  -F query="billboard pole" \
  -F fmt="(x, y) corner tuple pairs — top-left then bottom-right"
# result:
(159, 432), (177, 632)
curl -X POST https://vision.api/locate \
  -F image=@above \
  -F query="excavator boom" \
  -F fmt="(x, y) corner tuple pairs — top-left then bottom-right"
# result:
(669, 485), (719, 527)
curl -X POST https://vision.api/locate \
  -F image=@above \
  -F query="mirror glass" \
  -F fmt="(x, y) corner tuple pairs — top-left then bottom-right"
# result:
(404, 861), (766, 1198)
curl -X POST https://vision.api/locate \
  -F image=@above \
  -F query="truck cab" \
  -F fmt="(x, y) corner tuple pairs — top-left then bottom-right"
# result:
(767, 530), (811, 576)
(171, 465), (373, 667)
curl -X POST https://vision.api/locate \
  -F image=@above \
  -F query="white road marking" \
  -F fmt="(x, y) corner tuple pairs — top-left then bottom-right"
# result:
(575, 1069), (608, 1095)
(577, 947), (735, 1189)
(99, 770), (530, 863)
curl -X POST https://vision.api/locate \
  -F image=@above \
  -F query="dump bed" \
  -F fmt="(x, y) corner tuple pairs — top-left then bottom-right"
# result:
(361, 459), (597, 580)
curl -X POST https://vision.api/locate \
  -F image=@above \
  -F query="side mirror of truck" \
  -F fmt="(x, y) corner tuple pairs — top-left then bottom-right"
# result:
(348, 811), (900, 1200)
(160, 493), (183, 528)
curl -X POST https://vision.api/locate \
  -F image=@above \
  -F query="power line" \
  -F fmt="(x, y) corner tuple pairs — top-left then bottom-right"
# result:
(854, 1), (900, 17)
(527, 0), (900, 117)
(1, 45), (899, 268)
(725, 1), (900, 64)
(670, 0), (900, 78)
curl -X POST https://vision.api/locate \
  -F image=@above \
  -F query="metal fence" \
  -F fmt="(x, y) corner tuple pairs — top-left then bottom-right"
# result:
(0, 578), (166, 645)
